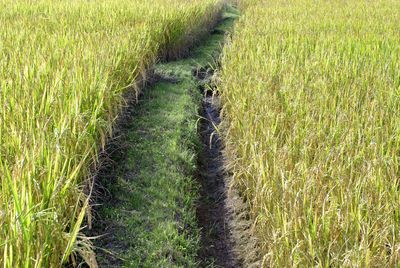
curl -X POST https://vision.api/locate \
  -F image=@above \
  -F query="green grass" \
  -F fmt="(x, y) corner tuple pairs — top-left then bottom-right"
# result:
(0, 0), (222, 266)
(95, 80), (202, 267)
(92, 7), (236, 266)
(219, 0), (400, 266)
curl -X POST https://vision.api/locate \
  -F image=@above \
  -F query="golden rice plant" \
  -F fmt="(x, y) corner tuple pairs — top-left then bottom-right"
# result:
(0, 0), (222, 266)
(219, 0), (400, 266)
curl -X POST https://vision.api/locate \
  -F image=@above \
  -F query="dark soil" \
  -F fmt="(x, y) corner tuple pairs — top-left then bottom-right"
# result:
(196, 94), (262, 268)
(197, 95), (239, 267)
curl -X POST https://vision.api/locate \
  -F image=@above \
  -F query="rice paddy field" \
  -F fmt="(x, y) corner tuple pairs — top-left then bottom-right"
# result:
(4, 0), (400, 266)
(219, 0), (400, 266)
(0, 0), (222, 266)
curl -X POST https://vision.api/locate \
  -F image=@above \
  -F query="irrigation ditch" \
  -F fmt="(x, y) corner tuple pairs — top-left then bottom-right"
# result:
(84, 5), (260, 267)
(196, 80), (261, 267)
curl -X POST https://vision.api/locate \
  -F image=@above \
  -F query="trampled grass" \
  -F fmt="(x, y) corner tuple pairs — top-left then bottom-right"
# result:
(219, 0), (400, 266)
(0, 0), (222, 266)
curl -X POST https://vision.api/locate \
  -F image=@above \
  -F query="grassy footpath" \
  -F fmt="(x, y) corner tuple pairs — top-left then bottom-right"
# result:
(91, 6), (237, 267)
(94, 79), (202, 267)
(219, 0), (400, 266)
(0, 0), (222, 266)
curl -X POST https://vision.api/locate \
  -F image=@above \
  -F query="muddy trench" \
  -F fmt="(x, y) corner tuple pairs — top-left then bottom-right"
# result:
(196, 91), (239, 267)
(195, 69), (261, 268)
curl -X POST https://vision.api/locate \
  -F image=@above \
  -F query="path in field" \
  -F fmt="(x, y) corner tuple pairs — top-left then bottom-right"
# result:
(86, 6), (260, 267)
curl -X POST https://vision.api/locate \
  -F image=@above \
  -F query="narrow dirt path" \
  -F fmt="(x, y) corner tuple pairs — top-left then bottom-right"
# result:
(86, 6), (253, 267)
